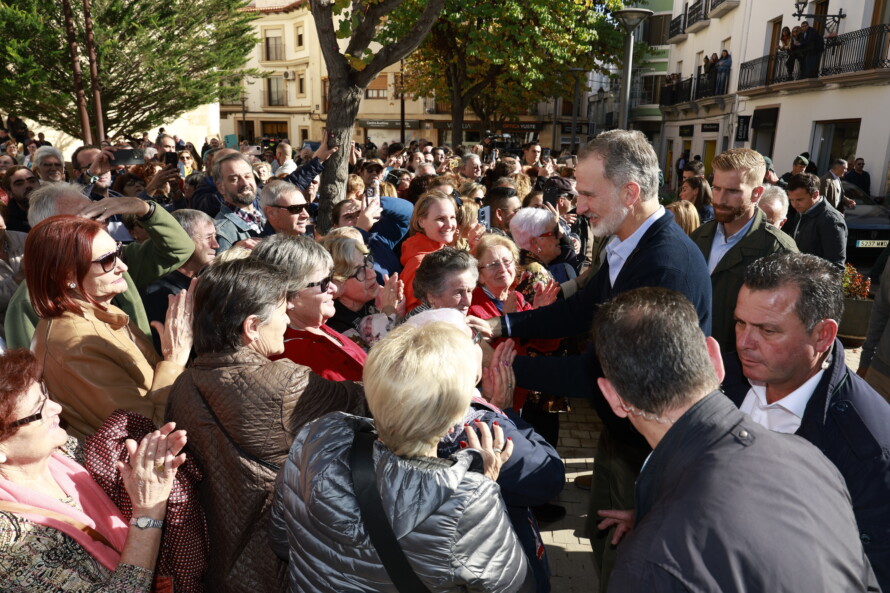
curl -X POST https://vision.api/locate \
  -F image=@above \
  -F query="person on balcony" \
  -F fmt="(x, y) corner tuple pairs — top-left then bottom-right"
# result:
(715, 50), (732, 94)
(799, 21), (824, 79)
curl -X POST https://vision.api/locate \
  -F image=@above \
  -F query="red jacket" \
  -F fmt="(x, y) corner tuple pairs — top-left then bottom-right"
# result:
(399, 233), (446, 312)
(273, 325), (367, 382)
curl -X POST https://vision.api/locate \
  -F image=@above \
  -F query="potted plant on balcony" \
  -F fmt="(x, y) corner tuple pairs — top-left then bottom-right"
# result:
(838, 263), (873, 348)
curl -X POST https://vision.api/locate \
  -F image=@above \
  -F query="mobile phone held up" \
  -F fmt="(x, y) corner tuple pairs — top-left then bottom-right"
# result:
(163, 151), (179, 168)
(109, 149), (145, 166)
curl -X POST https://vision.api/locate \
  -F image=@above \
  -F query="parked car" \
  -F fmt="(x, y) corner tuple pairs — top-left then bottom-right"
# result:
(843, 181), (890, 259)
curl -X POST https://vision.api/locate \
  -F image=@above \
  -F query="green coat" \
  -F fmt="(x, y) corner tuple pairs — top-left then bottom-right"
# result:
(4, 203), (194, 349)
(690, 208), (798, 352)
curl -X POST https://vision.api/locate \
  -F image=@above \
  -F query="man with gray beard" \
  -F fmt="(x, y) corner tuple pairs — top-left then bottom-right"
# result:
(213, 152), (265, 253)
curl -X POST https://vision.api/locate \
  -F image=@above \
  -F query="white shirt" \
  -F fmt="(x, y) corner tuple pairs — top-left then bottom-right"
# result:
(605, 207), (666, 287)
(707, 214), (756, 274)
(740, 370), (825, 433)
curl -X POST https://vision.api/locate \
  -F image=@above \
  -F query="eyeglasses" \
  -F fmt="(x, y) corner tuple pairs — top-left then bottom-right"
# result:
(92, 242), (124, 273)
(179, 155), (192, 161)
(480, 258), (514, 272)
(271, 203), (310, 215)
(8, 383), (50, 429)
(304, 273), (333, 293)
(41, 162), (64, 169)
(348, 254), (375, 282)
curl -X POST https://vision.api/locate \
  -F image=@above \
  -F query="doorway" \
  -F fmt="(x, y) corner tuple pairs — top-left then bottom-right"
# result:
(811, 119), (861, 173)
(703, 140), (717, 177)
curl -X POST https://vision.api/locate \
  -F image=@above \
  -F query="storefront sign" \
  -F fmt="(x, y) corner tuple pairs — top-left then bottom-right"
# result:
(679, 125), (694, 137)
(357, 119), (420, 129)
(736, 116), (751, 142)
(701, 123), (720, 133)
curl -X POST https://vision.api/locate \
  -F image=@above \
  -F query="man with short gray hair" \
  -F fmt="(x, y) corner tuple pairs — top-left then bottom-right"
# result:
(821, 158), (854, 211)
(459, 153), (482, 182)
(758, 184), (790, 228)
(260, 181), (311, 236)
(486, 129), (712, 592)
(595, 286), (878, 592)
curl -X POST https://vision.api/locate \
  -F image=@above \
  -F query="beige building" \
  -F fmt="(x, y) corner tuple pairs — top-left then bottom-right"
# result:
(223, 0), (550, 148)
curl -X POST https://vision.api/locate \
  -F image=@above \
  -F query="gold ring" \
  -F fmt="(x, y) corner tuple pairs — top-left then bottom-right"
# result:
(154, 462), (165, 473)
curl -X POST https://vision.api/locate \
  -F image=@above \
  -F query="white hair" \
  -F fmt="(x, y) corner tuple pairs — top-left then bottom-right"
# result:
(509, 207), (557, 252)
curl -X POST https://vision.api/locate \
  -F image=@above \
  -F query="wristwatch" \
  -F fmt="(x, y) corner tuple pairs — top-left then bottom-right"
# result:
(129, 516), (164, 530)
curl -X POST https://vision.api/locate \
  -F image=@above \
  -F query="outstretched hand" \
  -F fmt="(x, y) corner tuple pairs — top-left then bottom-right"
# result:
(596, 509), (635, 545)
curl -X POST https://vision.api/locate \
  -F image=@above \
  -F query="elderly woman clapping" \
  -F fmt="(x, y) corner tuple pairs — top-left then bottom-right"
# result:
(27, 216), (193, 440)
(252, 234), (369, 381)
(0, 349), (187, 590)
(270, 318), (536, 592)
(510, 207), (583, 305)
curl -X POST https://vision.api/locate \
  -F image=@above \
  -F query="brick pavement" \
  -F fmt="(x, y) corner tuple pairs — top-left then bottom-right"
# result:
(538, 346), (863, 593)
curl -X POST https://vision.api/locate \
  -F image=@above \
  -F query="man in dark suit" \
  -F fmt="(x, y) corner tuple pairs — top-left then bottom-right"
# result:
(799, 20), (824, 78)
(723, 253), (890, 592)
(786, 172), (847, 269)
(594, 286), (878, 593)
(485, 129), (712, 592)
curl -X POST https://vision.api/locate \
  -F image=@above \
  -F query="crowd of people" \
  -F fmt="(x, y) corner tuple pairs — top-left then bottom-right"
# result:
(0, 119), (888, 593)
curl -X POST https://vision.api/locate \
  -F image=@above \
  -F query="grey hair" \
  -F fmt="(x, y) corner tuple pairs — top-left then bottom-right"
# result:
(250, 233), (332, 294)
(171, 209), (215, 239)
(28, 182), (87, 227)
(212, 152), (252, 184)
(413, 247), (479, 303)
(743, 253), (843, 331)
(509, 207), (556, 252)
(462, 153), (481, 166)
(259, 180), (305, 209)
(758, 185), (789, 224)
(33, 146), (63, 170)
(578, 129), (660, 202)
(831, 158), (848, 169)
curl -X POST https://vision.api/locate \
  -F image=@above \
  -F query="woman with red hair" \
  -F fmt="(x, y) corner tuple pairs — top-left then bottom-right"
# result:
(26, 216), (193, 440)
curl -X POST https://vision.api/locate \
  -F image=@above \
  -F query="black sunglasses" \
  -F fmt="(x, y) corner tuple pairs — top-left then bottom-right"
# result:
(271, 203), (310, 215)
(348, 254), (375, 282)
(304, 274), (333, 293)
(8, 383), (50, 429)
(92, 242), (124, 273)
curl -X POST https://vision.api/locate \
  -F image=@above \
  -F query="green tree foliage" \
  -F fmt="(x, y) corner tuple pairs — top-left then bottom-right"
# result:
(402, 0), (626, 145)
(310, 0), (445, 232)
(0, 0), (258, 139)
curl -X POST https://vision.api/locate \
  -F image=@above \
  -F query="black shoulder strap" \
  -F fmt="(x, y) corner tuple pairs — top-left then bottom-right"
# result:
(349, 429), (432, 593)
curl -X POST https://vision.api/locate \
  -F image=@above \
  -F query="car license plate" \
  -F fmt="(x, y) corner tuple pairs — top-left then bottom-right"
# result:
(856, 240), (889, 248)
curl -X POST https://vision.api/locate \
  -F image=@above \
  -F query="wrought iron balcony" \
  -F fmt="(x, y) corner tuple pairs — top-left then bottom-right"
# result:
(667, 14), (687, 44)
(686, 0), (711, 33)
(708, 0), (739, 19)
(738, 24), (890, 92)
(659, 76), (694, 106)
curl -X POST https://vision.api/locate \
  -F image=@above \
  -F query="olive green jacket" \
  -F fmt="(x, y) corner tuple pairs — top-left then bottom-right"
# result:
(690, 208), (798, 352)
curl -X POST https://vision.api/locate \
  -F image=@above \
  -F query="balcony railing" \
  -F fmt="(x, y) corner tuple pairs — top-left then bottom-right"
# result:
(660, 68), (732, 106)
(686, 0), (711, 33)
(708, 0), (739, 18)
(668, 14), (687, 43)
(738, 24), (890, 91)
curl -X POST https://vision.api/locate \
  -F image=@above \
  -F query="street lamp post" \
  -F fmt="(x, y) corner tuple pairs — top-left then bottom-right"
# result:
(614, 8), (653, 131)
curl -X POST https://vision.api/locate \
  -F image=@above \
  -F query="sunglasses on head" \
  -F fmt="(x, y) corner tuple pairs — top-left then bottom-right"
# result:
(271, 203), (310, 215)
(92, 242), (124, 273)
(304, 274), (333, 292)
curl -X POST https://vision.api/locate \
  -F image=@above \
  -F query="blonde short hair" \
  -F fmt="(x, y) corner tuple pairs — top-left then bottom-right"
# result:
(665, 200), (701, 236)
(319, 234), (369, 280)
(363, 322), (476, 457)
(473, 233), (519, 265)
(711, 148), (765, 188)
(324, 226), (364, 243)
(346, 173), (365, 197)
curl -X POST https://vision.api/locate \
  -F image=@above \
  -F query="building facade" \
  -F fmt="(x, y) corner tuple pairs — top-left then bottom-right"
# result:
(660, 0), (890, 196)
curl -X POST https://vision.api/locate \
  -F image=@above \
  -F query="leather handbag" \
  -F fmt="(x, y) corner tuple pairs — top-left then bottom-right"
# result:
(349, 427), (432, 593)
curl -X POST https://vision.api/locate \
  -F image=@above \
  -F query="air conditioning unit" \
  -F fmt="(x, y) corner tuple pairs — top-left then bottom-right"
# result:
(282, 71), (293, 80)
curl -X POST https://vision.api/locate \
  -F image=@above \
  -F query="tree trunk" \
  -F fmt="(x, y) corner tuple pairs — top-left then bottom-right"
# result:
(316, 81), (363, 235)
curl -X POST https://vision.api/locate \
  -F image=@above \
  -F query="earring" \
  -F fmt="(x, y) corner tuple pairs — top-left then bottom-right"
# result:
(68, 282), (76, 289)
(0, 452), (6, 463)
(537, 247), (542, 253)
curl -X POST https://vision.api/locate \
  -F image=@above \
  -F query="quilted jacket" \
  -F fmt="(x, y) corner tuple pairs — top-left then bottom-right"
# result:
(166, 348), (367, 593)
(269, 413), (535, 593)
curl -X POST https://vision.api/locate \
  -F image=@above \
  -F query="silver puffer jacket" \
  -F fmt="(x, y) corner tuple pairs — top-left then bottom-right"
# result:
(269, 412), (535, 593)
